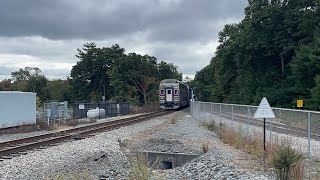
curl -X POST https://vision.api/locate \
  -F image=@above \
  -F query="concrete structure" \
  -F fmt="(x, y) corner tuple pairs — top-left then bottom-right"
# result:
(0, 91), (36, 128)
(141, 151), (199, 169)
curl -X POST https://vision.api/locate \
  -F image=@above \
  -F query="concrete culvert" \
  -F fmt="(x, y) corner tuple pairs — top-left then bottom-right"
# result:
(140, 151), (199, 169)
(160, 161), (173, 170)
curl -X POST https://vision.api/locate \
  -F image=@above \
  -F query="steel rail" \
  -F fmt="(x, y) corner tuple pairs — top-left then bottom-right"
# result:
(0, 110), (172, 158)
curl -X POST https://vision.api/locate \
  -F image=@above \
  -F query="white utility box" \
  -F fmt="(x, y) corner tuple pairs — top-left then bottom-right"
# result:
(0, 91), (36, 128)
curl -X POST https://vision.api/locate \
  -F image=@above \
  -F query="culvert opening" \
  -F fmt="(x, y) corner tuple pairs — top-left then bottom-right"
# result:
(139, 151), (199, 169)
(160, 161), (173, 170)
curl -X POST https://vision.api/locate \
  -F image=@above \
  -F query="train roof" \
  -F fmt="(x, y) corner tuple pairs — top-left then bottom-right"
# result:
(160, 79), (180, 83)
(160, 79), (190, 88)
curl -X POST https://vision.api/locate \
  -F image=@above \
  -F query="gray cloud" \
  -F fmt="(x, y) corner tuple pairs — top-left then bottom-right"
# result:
(0, 66), (13, 75)
(0, 0), (247, 41)
(0, 0), (248, 80)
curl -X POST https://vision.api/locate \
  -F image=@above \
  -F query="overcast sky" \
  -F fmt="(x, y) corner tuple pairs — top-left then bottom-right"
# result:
(0, 0), (248, 80)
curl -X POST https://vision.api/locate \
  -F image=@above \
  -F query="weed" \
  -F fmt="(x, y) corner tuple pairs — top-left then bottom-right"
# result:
(290, 161), (304, 180)
(221, 128), (236, 145)
(234, 130), (245, 149)
(202, 142), (209, 153)
(170, 114), (179, 124)
(202, 120), (216, 131)
(313, 161), (320, 180)
(271, 144), (302, 180)
(128, 153), (153, 180)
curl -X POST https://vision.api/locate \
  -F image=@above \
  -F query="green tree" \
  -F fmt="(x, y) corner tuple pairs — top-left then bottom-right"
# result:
(157, 61), (182, 81)
(70, 43), (125, 102)
(11, 67), (48, 101)
(112, 53), (158, 105)
(46, 79), (72, 102)
(0, 79), (12, 91)
(193, 0), (320, 108)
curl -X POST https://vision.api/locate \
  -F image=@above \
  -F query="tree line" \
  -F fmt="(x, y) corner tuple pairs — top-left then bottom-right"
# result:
(0, 43), (182, 106)
(191, 0), (320, 110)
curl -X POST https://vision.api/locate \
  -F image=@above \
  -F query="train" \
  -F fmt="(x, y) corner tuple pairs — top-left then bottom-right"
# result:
(159, 79), (192, 110)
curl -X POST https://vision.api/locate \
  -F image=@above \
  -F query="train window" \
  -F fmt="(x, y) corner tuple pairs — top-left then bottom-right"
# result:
(174, 89), (178, 95)
(168, 90), (171, 94)
(160, 89), (164, 95)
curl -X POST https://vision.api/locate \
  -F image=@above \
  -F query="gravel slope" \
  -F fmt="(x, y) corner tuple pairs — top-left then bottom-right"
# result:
(125, 111), (275, 179)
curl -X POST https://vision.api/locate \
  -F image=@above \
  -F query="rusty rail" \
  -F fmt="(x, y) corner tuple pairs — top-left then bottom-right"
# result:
(0, 110), (172, 158)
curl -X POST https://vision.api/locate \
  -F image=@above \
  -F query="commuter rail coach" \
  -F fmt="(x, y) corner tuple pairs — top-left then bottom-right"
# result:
(159, 79), (191, 110)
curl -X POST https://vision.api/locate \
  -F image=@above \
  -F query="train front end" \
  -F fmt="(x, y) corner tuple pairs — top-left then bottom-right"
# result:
(159, 79), (180, 110)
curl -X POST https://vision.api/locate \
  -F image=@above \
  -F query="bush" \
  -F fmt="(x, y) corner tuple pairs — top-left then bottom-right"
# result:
(271, 145), (302, 180)
(202, 120), (216, 132)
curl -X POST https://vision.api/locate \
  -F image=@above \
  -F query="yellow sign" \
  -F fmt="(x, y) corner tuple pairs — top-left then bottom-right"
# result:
(297, 100), (303, 108)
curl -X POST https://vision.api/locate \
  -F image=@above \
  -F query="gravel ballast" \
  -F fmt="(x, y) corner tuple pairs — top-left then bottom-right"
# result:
(0, 110), (276, 179)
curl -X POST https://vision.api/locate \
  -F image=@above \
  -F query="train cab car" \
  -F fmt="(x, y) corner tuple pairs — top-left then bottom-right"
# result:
(159, 79), (190, 110)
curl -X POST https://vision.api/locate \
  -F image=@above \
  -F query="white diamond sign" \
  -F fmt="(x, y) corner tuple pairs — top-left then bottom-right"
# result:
(254, 97), (275, 119)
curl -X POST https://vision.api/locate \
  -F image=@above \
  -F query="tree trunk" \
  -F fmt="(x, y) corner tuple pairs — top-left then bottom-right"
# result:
(143, 91), (147, 105)
(281, 55), (285, 79)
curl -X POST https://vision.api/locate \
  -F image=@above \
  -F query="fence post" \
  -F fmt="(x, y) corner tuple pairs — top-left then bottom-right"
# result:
(308, 112), (311, 179)
(211, 103), (213, 122)
(43, 102), (45, 126)
(196, 102), (198, 119)
(219, 104), (222, 123)
(198, 102), (201, 121)
(231, 105), (234, 128)
(203, 102), (205, 122)
(195, 102), (198, 119)
(247, 106), (250, 136)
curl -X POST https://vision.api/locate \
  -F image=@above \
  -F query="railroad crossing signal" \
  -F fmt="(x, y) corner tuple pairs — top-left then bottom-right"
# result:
(254, 97), (275, 155)
(254, 97), (275, 119)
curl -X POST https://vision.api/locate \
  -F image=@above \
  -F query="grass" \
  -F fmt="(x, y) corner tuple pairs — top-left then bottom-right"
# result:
(0, 124), (37, 134)
(202, 142), (209, 153)
(170, 114), (179, 124)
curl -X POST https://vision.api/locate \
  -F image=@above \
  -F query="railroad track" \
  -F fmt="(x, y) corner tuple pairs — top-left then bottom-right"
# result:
(0, 111), (172, 160)
(206, 110), (320, 140)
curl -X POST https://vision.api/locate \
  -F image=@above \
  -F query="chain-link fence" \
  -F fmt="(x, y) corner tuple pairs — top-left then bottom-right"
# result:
(37, 102), (131, 126)
(191, 101), (320, 178)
